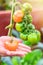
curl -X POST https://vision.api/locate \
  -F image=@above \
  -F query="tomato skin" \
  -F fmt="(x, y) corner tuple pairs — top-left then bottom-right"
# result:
(16, 23), (23, 32)
(20, 33), (27, 40)
(22, 3), (32, 13)
(24, 14), (32, 23)
(4, 40), (18, 51)
(0, 36), (22, 51)
(35, 30), (41, 42)
(13, 10), (24, 22)
(28, 23), (35, 30)
(28, 33), (38, 44)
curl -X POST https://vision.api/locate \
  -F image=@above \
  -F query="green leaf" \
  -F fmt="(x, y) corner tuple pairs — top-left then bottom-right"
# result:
(11, 56), (21, 65)
(21, 49), (42, 65)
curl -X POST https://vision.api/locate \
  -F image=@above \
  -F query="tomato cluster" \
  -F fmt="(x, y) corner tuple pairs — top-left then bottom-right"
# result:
(13, 3), (41, 46)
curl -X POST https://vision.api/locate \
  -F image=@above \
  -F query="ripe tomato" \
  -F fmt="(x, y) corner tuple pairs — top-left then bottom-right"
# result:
(4, 38), (19, 51)
(13, 10), (24, 22)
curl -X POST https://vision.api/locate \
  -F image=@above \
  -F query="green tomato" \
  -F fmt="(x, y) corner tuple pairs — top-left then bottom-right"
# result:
(35, 30), (41, 42)
(24, 14), (32, 23)
(20, 33), (27, 40)
(27, 15), (32, 23)
(28, 23), (35, 30)
(22, 3), (32, 13)
(28, 33), (38, 44)
(23, 29), (28, 34)
(16, 23), (23, 32)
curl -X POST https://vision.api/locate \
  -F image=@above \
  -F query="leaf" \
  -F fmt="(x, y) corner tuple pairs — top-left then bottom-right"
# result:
(12, 56), (21, 65)
(21, 49), (42, 65)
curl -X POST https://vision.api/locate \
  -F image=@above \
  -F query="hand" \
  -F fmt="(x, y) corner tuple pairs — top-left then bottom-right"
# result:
(0, 36), (31, 57)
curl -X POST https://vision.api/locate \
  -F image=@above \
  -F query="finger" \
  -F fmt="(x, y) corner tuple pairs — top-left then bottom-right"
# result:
(16, 46), (31, 52)
(0, 47), (6, 54)
(0, 36), (22, 43)
(0, 36), (12, 42)
(18, 43), (31, 50)
(6, 51), (27, 57)
(0, 46), (10, 56)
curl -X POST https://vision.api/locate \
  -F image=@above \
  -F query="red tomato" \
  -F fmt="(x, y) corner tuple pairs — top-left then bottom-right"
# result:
(4, 40), (18, 51)
(0, 36), (19, 51)
(13, 10), (24, 22)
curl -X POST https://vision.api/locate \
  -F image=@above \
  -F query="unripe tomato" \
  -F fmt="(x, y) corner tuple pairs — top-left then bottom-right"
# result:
(13, 10), (24, 22)
(4, 39), (18, 51)
(28, 23), (35, 30)
(24, 14), (32, 23)
(27, 14), (32, 23)
(20, 33), (27, 40)
(22, 3), (32, 13)
(35, 30), (41, 42)
(28, 33), (38, 44)
(16, 23), (23, 32)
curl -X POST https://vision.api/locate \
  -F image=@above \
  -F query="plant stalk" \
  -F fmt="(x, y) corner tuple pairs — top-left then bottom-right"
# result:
(8, 0), (15, 36)
(8, 0), (22, 36)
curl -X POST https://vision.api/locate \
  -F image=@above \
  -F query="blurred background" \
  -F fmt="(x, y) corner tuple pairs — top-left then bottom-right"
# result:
(0, 0), (43, 10)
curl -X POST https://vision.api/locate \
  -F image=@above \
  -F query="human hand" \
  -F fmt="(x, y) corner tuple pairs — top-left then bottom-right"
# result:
(0, 36), (31, 57)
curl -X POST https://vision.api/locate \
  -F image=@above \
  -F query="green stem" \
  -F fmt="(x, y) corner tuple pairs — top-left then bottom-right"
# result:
(8, 0), (14, 36)
(8, 0), (22, 36)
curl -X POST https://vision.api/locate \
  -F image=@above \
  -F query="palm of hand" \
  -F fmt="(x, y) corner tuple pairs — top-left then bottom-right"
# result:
(0, 36), (31, 57)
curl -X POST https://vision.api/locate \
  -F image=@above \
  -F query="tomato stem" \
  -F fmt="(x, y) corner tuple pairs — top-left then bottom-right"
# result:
(8, 0), (14, 36)
(8, 0), (22, 36)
